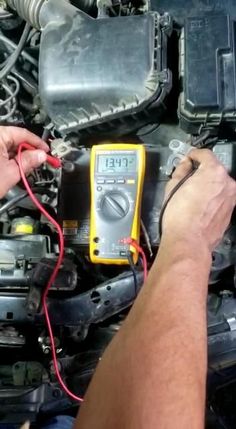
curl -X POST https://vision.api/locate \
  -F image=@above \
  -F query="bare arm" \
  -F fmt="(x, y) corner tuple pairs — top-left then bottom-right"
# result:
(76, 149), (236, 429)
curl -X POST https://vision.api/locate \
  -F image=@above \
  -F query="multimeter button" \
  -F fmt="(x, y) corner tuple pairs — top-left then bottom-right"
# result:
(105, 179), (115, 184)
(117, 179), (125, 184)
(120, 251), (127, 257)
(97, 186), (102, 191)
(97, 179), (105, 184)
(100, 191), (129, 220)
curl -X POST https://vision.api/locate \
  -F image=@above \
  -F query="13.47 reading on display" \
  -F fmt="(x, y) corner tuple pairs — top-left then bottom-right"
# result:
(97, 154), (136, 173)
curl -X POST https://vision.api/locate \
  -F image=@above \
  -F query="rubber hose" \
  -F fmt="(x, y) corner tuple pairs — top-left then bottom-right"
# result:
(0, 24), (31, 82)
(6, 0), (45, 29)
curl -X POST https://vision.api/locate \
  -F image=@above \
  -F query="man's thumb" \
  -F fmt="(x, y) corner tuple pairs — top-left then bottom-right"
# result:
(17, 149), (47, 174)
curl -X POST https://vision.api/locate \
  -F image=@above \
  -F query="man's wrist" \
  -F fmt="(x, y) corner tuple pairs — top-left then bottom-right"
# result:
(155, 231), (212, 273)
(144, 231), (212, 303)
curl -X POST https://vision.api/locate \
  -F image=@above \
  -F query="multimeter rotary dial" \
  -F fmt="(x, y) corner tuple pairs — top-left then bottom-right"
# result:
(100, 191), (130, 221)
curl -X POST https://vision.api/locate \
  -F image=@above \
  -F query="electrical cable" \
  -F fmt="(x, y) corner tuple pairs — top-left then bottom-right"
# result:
(0, 75), (20, 107)
(158, 167), (197, 240)
(17, 143), (83, 403)
(125, 238), (148, 282)
(0, 22), (31, 80)
(0, 75), (19, 121)
(200, 136), (218, 150)
(191, 130), (211, 147)
(0, 92), (17, 121)
(141, 219), (153, 258)
(0, 187), (54, 215)
(0, 34), (38, 67)
(127, 251), (138, 295)
(0, 104), (16, 121)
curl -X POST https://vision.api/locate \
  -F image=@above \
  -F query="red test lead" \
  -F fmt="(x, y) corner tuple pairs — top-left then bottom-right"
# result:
(17, 142), (83, 403)
(122, 237), (148, 282)
(19, 142), (62, 169)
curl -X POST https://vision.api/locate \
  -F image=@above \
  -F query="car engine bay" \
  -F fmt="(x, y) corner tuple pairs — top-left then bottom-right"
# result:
(0, 0), (236, 427)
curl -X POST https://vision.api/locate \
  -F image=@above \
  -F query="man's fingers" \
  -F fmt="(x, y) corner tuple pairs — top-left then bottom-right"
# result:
(188, 148), (218, 167)
(0, 150), (47, 198)
(17, 149), (47, 174)
(171, 156), (193, 180)
(0, 126), (49, 153)
(229, 178), (236, 206)
(164, 157), (193, 197)
(168, 148), (226, 196)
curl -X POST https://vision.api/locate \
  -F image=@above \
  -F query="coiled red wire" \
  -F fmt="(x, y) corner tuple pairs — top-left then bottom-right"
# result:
(18, 143), (83, 402)
(17, 142), (148, 402)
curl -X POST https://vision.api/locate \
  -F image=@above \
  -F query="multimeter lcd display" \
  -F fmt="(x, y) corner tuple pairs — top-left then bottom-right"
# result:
(97, 154), (136, 173)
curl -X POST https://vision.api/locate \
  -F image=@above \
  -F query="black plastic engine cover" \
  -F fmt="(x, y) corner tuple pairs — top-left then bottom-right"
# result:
(179, 14), (236, 134)
(39, 0), (172, 135)
(150, 0), (236, 26)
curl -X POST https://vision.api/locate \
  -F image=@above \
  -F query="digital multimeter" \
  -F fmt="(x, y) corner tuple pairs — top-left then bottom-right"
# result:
(90, 143), (146, 265)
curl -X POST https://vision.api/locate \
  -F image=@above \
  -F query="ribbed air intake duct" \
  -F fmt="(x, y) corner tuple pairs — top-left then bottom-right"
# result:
(6, 0), (45, 29)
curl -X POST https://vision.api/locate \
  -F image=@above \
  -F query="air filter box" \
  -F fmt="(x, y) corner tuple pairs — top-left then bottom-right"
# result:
(39, 0), (172, 135)
(179, 15), (236, 134)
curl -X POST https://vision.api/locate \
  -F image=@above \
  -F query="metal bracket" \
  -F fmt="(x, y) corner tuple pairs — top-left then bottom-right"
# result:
(227, 316), (236, 331)
(50, 139), (74, 159)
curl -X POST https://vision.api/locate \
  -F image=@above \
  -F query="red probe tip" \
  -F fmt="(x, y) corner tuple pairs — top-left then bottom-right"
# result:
(19, 142), (62, 169)
(46, 155), (62, 169)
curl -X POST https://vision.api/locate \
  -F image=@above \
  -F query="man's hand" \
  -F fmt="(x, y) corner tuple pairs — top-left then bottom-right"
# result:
(162, 149), (236, 252)
(76, 148), (236, 429)
(0, 126), (49, 199)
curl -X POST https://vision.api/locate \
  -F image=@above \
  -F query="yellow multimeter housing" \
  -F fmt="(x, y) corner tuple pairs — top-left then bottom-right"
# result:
(90, 143), (146, 265)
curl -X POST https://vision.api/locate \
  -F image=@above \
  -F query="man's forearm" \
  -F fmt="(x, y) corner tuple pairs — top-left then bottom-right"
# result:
(76, 237), (212, 429)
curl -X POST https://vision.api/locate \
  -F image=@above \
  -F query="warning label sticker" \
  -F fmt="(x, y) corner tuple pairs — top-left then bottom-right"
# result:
(63, 220), (78, 236)
(63, 220), (78, 228)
